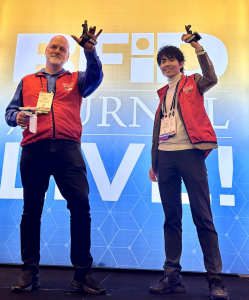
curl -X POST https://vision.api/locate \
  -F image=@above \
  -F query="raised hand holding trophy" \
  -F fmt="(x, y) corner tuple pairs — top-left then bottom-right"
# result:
(184, 25), (202, 43)
(79, 21), (97, 48)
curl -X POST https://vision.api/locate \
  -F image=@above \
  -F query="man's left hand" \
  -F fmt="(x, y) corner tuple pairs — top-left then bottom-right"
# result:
(71, 20), (102, 52)
(181, 34), (200, 50)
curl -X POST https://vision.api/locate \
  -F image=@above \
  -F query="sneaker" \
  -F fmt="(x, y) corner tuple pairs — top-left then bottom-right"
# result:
(149, 275), (186, 294)
(12, 270), (40, 293)
(209, 278), (229, 300)
(71, 274), (106, 295)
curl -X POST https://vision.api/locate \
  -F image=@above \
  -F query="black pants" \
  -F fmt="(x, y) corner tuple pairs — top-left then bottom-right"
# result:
(157, 149), (222, 281)
(20, 139), (92, 280)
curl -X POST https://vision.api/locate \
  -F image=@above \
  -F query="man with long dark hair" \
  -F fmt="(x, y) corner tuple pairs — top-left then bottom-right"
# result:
(149, 33), (229, 300)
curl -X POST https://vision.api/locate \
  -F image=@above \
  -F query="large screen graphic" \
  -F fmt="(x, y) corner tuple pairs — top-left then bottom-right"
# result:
(0, 0), (248, 275)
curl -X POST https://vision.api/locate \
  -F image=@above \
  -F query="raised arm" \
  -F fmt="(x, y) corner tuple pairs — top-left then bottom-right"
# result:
(181, 34), (218, 94)
(78, 49), (103, 98)
(71, 20), (103, 97)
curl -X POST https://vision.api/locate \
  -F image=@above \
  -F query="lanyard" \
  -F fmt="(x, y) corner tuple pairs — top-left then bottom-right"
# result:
(39, 76), (44, 92)
(39, 75), (56, 94)
(162, 80), (181, 116)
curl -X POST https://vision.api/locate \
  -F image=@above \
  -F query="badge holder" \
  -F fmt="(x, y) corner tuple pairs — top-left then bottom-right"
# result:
(159, 80), (180, 144)
(79, 23), (97, 47)
(19, 107), (38, 134)
(185, 25), (202, 43)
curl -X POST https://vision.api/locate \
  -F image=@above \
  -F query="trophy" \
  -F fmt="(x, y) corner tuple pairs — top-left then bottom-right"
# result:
(79, 23), (97, 47)
(185, 25), (202, 43)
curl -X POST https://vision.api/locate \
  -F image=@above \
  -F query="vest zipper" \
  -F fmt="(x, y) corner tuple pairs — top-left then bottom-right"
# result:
(50, 79), (56, 139)
(51, 74), (60, 139)
(51, 101), (56, 139)
(41, 75), (56, 139)
(177, 76), (192, 143)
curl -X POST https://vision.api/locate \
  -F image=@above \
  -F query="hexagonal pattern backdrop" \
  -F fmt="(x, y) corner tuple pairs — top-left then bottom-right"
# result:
(0, 86), (248, 275)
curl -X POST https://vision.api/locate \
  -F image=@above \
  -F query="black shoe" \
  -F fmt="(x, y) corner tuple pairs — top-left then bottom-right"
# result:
(209, 278), (229, 300)
(12, 270), (40, 293)
(149, 275), (186, 294)
(71, 274), (106, 295)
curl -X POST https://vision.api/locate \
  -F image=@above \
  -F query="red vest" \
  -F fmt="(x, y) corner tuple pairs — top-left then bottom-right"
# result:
(156, 74), (217, 146)
(21, 71), (82, 146)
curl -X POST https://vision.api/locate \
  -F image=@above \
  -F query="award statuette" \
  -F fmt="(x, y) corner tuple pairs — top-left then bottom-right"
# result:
(79, 23), (97, 48)
(184, 25), (202, 43)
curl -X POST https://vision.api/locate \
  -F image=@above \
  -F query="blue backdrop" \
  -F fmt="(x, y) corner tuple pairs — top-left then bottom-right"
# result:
(0, 30), (249, 275)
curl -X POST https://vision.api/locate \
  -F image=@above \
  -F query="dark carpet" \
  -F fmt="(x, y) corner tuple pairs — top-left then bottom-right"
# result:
(0, 265), (248, 300)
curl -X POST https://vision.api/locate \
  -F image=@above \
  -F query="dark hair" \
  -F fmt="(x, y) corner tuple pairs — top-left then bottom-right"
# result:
(157, 45), (185, 73)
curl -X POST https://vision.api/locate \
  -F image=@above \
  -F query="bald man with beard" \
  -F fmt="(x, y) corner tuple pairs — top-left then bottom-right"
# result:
(5, 21), (105, 294)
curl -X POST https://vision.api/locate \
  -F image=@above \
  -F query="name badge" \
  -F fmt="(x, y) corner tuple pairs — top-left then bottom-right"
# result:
(36, 91), (54, 113)
(169, 111), (176, 136)
(159, 111), (176, 144)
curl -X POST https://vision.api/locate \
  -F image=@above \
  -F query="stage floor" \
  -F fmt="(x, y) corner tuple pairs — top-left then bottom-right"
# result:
(0, 265), (248, 300)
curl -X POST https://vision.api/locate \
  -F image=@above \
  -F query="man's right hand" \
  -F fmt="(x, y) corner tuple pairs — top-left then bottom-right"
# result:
(16, 112), (29, 127)
(149, 166), (158, 182)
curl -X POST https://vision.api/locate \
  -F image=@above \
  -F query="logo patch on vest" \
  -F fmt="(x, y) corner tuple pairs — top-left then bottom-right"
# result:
(62, 82), (74, 91)
(183, 85), (194, 93)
